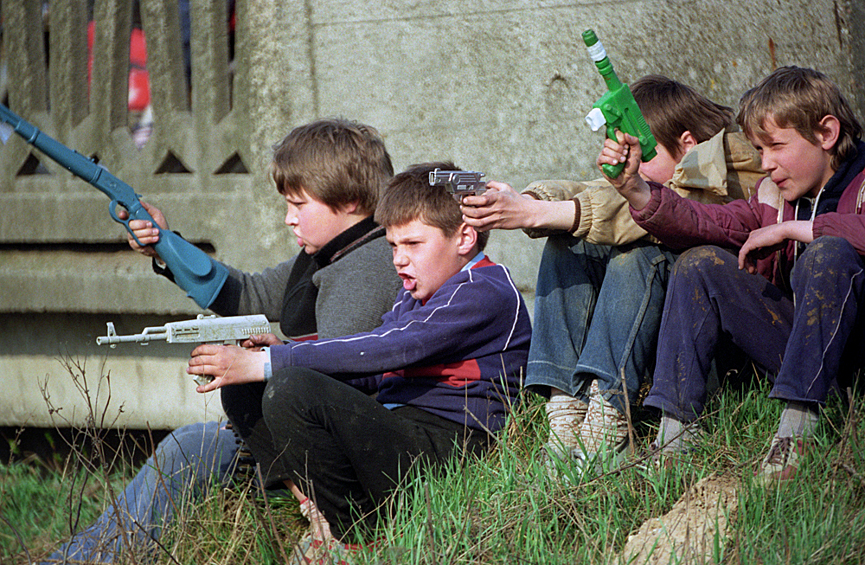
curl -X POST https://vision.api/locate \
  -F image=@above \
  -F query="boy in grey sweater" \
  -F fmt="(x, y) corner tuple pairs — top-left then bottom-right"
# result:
(41, 119), (402, 564)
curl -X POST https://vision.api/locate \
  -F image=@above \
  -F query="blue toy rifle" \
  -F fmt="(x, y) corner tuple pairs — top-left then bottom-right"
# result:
(0, 103), (228, 309)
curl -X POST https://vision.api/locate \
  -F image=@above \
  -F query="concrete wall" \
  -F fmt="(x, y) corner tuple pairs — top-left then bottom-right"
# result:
(2, 0), (864, 429)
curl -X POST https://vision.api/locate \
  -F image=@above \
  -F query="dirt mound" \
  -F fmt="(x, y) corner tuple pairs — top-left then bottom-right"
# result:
(619, 473), (738, 565)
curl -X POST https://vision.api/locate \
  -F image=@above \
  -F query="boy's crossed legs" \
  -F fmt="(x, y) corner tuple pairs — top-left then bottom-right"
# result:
(223, 367), (490, 541)
(646, 238), (865, 481)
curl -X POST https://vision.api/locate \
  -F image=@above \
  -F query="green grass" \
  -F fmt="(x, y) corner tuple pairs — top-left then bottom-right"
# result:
(3, 377), (865, 564)
(0, 455), (136, 564)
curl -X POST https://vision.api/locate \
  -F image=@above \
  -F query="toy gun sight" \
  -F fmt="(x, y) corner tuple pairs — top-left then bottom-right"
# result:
(582, 29), (657, 178)
(429, 168), (487, 201)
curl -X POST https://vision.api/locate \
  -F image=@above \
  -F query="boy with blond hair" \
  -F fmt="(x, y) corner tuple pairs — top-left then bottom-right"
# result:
(188, 162), (531, 557)
(599, 66), (865, 482)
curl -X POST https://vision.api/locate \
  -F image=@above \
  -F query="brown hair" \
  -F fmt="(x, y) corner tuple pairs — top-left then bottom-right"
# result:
(375, 162), (489, 252)
(632, 75), (735, 158)
(737, 66), (862, 171)
(270, 118), (394, 215)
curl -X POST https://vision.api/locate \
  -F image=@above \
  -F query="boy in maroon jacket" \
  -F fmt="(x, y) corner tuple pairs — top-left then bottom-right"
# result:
(599, 66), (865, 483)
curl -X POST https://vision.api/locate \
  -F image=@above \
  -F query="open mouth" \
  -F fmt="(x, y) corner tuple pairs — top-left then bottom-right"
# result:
(399, 272), (416, 291)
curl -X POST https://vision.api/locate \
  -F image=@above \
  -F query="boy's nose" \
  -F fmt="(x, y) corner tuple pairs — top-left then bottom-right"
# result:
(392, 248), (408, 267)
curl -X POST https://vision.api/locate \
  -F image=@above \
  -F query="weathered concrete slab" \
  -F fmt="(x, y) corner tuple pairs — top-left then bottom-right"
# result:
(1, 0), (863, 429)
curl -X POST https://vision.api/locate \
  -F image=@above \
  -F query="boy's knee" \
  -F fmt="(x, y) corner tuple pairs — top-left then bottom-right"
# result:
(801, 236), (857, 265)
(673, 246), (734, 276)
(155, 422), (215, 472)
(261, 367), (322, 420)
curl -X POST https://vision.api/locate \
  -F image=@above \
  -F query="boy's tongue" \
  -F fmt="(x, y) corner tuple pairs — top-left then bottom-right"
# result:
(401, 276), (416, 291)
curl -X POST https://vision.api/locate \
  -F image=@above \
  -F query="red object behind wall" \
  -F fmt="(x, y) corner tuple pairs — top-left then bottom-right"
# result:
(87, 21), (151, 112)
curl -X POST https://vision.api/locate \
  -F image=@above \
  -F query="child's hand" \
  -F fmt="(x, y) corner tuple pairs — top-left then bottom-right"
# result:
(597, 131), (651, 209)
(460, 181), (546, 231)
(117, 200), (169, 258)
(188, 344), (267, 392)
(738, 222), (813, 273)
(241, 333), (283, 350)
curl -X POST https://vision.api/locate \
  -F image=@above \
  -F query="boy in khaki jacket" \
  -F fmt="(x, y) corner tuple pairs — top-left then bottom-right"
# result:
(462, 75), (763, 476)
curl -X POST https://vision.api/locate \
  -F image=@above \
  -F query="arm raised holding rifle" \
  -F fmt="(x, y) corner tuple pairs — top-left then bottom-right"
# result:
(0, 104), (229, 309)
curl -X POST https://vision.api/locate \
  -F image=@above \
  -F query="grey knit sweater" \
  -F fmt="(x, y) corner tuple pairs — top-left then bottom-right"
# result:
(205, 217), (402, 339)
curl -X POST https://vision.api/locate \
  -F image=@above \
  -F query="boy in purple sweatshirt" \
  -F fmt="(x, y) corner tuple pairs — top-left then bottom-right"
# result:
(599, 66), (865, 484)
(187, 162), (531, 555)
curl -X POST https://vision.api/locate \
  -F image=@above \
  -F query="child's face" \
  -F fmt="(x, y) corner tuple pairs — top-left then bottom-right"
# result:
(284, 189), (354, 254)
(638, 142), (681, 184)
(750, 115), (836, 200)
(386, 219), (468, 303)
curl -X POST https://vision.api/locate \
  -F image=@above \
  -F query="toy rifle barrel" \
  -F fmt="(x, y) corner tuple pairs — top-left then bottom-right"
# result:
(0, 104), (108, 184)
(96, 327), (169, 345)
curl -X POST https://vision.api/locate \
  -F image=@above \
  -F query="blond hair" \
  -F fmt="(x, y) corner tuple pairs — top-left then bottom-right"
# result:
(737, 66), (862, 170)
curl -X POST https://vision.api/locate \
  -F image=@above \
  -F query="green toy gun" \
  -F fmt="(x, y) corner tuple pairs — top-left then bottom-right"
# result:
(582, 29), (657, 178)
(0, 103), (228, 309)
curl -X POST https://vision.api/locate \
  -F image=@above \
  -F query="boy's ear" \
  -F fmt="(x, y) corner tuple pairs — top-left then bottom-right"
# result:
(339, 200), (360, 215)
(816, 115), (841, 151)
(678, 130), (698, 155)
(456, 222), (478, 257)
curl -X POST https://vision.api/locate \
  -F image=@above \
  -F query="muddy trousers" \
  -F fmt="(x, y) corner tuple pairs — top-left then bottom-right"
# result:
(644, 238), (865, 422)
(221, 367), (490, 539)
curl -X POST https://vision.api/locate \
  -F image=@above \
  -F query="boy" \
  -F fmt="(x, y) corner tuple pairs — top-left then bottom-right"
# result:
(41, 119), (403, 564)
(187, 162), (531, 558)
(461, 76), (763, 474)
(599, 66), (865, 483)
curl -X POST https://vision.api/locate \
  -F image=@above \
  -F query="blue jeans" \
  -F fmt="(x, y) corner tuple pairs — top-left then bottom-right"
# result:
(644, 239), (865, 422)
(43, 421), (240, 564)
(526, 236), (678, 414)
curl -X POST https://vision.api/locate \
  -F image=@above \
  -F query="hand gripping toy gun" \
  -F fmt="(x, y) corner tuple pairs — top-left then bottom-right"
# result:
(0, 103), (229, 309)
(429, 168), (487, 202)
(582, 29), (657, 178)
(97, 314), (273, 386)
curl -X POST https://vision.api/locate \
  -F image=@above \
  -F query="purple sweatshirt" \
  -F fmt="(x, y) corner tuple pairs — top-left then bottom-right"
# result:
(269, 256), (531, 433)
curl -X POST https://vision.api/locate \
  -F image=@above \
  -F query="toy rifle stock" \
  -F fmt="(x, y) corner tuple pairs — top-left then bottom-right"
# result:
(0, 103), (228, 309)
(582, 29), (657, 178)
(97, 314), (273, 386)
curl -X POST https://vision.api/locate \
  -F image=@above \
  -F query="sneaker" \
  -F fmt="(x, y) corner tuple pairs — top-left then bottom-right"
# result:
(299, 497), (333, 541)
(755, 436), (809, 486)
(289, 532), (364, 565)
(641, 419), (704, 471)
(571, 381), (629, 476)
(544, 393), (588, 460)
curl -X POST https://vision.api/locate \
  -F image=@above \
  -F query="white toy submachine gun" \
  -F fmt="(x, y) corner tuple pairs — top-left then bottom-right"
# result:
(97, 314), (272, 385)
